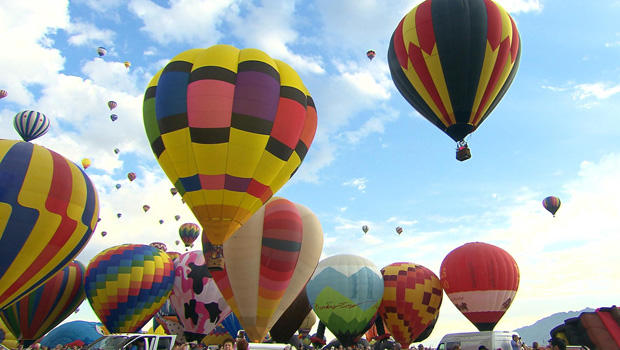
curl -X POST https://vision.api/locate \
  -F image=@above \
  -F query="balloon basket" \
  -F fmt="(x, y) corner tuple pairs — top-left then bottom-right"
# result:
(204, 242), (225, 271)
(456, 144), (471, 161)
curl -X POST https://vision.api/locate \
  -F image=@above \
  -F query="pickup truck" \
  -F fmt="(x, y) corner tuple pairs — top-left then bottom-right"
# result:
(87, 334), (176, 350)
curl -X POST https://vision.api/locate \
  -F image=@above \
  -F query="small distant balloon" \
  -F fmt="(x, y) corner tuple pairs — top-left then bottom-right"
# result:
(542, 196), (561, 217)
(97, 218), (101, 222)
(150, 242), (167, 252)
(362, 225), (369, 234)
(124, 61), (131, 69)
(367, 50), (376, 60)
(117, 213), (122, 218)
(97, 47), (106, 57)
(159, 219), (164, 224)
(14, 110), (50, 142)
(81, 158), (91, 169)
(110, 114), (118, 122)
(174, 215), (180, 221)
(101, 231), (107, 237)
(143, 205), (150, 212)
(127, 172), (136, 181)
(170, 188), (178, 196)
(395, 226), (403, 235)
(107, 101), (117, 110)
(115, 184), (121, 190)
(0, 89), (7, 99)
(175, 240), (180, 246)
(114, 148), (120, 154)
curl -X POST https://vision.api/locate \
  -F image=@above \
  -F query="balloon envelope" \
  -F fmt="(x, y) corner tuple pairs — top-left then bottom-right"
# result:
(81, 158), (91, 169)
(269, 287), (312, 343)
(0, 90), (7, 99)
(142, 44), (318, 250)
(85, 244), (175, 333)
(440, 242), (519, 331)
(170, 251), (232, 340)
(388, 0), (521, 143)
(542, 196), (561, 216)
(306, 254), (384, 346)
(378, 263), (442, 347)
(97, 47), (106, 56)
(14, 111), (50, 142)
(40, 321), (106, 348)
(0, 261), (86, 346)
(0, 140), (99, 309)
(179, 223), (201, 248)
(366, 50), (376, 60)
(127, 172), (136, 181)
(107, 101), (117, 110)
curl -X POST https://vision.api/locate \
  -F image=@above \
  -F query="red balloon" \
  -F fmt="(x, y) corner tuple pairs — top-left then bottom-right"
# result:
(440, 242), (519, 331)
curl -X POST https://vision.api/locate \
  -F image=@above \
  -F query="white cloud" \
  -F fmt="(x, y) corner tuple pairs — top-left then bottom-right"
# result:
(227, 0), (324, 74)
(76, 0), (125, 13)
(495, 0), (543, 13)
(65, 21), (116, 47)
(573, 82), (620, 101)
(343, 177), (368, 192)
(128, 0), (237, 46)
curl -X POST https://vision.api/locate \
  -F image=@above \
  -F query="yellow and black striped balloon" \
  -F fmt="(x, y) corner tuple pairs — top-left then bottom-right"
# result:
(388, 0), (521, 142)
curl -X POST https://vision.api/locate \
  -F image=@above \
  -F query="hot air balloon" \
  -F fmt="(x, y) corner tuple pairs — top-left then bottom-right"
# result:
(110, 114), (118, 122)
(170, 250), (232, 341)
(124, 61), (131, 69)
(97, 47), (106, 57)
(542, 196), (561, 217)
(0, 90), (7, 99)
(107, 101), (117, 110)
(440, 242), (519, 331)
(306, 254), (384, 347)
(13, 111), (50, 142)
(269, 287), (313, 343)
(378, 263), (443, 347)
(143, 205), (151, 212)
(127, 172), (136, 181)
(365, 316), (390, 342)
(85, 244), (175, 333)
(395, 226), (403, 235)
(166, 251), (181, 261)
(175, 215), (181, 221)
(388, 0), (521, 161)
(210, 198), (324, 342)
(175, 240), (180, 246)
(114, 148), (120, 154)
(1, 318), (19, 349)
(115, 184), (121, 190)
(159, 219), (164, 224)
(0, 140), (99, 310)
(101, 231), (107, 237)
(117, 213), (122, 218)
(179, 223), (201, 250)
(150, 242), (167, 252)
(143, 44), (318, 270)
(362, 225), (369, 234)
(81, 158), (91, 169)
(97, 217), (101, 222)
(40, 321), (106, 349)
(0, 261), (86, 347)
(367, 50), (376, 60)
(170, 188), (178, 196)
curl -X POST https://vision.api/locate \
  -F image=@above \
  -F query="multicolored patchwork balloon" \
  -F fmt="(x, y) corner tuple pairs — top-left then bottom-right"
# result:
(0, 140), (99, 310)
(440, 242), (519, 331)
(211, 197), (322, 342)
(0, 261), (86, 347)
(378, 263), (443, 347)
(13, 111), (50, 142)
(142, 45), (318, 268)
(542, 196), (561, 217)
(306, 255), (384, 346)
(179, 223), (201, 249)
(85, 244), (175, 333)
(169, 250), (232, 341)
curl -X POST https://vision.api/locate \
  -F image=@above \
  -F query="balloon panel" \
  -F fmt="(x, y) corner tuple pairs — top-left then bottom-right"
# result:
(388, 0), (521, 142)
(143, 45), (318, 246)
(14, 111), (50, 142)
(40, 321), (106, 348)
(0, 140), (99, 310)
(85, 244), (175, 333)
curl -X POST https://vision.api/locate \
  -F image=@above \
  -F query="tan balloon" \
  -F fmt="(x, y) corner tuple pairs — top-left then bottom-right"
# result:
(299, 309), (317, 332)
(212, 198), (323, 342)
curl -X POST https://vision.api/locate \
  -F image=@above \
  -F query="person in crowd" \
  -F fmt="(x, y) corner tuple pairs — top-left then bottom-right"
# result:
(549, 338), (566, 350)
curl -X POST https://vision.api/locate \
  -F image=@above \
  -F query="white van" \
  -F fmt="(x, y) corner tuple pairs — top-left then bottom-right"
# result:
(436, 331), (519, 350)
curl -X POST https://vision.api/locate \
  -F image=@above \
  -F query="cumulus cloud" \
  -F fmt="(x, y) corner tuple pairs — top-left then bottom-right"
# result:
(542, 81), (620, 109)
(496, 0), (543, 13)
(65, 21), (116, 46)
(343, 177), (368, 192)
(128, 0), (237, 46)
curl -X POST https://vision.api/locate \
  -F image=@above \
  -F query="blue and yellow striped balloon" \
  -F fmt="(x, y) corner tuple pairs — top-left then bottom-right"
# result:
(85, 244), (175, 333)
(0, 139), (99, 310)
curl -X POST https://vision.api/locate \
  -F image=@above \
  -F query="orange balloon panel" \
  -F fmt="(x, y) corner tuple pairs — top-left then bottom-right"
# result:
(379, 263), (442, 347)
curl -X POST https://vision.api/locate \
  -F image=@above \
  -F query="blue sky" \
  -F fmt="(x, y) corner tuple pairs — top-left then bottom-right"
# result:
(1, 0), (620, 346)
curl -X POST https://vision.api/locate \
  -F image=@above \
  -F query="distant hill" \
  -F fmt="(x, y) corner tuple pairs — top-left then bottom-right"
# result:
(513, 308), (596, 346)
